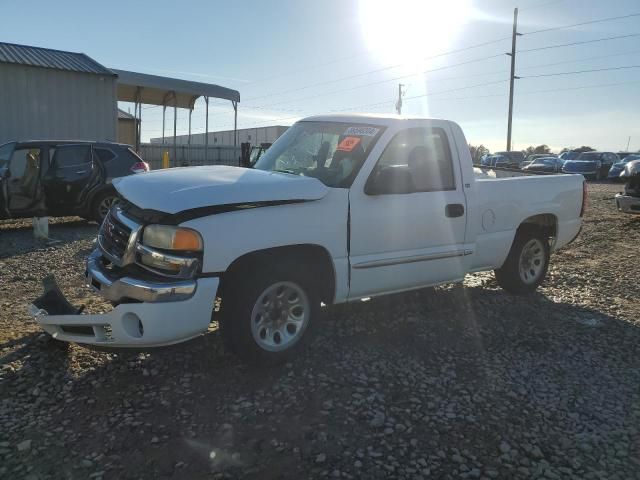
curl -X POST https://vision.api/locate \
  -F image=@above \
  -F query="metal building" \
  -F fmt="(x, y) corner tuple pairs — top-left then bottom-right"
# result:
(151, 125), (289, 147)
(117, 108), (138, 145)
(0, 42), (117, 144)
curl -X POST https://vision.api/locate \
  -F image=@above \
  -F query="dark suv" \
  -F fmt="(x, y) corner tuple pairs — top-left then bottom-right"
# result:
(0, 141), (149, 222)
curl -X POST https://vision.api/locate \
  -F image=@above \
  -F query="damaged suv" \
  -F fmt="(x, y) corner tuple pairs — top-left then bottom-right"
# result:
(0, 140), (149, 222)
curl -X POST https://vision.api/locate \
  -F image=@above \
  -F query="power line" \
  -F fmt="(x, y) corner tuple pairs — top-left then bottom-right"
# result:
(523, 12), (640, 35)
(242, 37), (512, 103)
(517, 48), (640, 71)
(519, 32), (640, 53)
(519, 65), (640, 78)
(245, 54), (507, 109)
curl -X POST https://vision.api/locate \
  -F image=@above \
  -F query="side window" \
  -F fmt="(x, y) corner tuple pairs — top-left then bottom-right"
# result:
(53, 146), (91, 168)
(94, 148), (116, 163)
(370, 127), (455, 194)
(9, 148), (41, 179)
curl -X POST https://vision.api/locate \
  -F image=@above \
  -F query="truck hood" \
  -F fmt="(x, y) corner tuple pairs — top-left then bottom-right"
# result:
(113, 166), (329, 214)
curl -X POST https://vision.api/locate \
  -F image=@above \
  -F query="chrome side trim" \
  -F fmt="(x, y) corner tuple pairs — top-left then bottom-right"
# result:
(86, 250), (196, 303)
(352, 249), (473, 270)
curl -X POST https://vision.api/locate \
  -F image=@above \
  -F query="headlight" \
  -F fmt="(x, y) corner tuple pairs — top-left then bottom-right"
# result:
(142, 225), (203, 251)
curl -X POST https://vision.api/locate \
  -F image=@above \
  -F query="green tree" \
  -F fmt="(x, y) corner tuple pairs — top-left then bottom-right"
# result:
(560, 146), (596, 153)
(469, 144), (490, 163)
(523, 145), (551, 156)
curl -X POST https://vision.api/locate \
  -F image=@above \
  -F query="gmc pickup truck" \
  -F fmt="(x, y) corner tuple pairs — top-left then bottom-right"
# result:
(30, 114), (586, 364)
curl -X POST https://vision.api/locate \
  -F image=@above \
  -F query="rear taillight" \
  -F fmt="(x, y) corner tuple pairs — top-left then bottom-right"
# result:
(131, 161), (150, 173)
(580, 180), (588, 217)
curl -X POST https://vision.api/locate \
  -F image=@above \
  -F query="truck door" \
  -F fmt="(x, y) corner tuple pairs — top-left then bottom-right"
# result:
(348, 125), (468, 299)
(4, 146), (45, 217)
(43, 144), (99, 214)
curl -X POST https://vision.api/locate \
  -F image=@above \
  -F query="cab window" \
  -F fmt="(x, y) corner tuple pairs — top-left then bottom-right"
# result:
(369, 127), (455, 194)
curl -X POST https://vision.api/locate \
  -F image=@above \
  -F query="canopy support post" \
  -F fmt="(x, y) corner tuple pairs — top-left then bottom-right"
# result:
(173, 93), (177, 167)
(205, 96), (209, 164)
(162, 105), (166, 143)
(232, 100), (238, 165)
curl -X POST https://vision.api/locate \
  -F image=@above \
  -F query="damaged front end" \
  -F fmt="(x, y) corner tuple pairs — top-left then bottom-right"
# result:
(615, 160), (640, 215)
(28, 206), (219, 348)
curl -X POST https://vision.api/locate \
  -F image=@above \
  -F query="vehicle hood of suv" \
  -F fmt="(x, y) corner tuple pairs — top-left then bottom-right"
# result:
(113, 166), (329, 214)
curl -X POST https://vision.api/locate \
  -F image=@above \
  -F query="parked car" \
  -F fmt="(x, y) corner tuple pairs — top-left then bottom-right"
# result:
(608, 155), (640, 182)
(523, 153), (557, 168)
(522, 157), (563, 173)
(481, 154), (511, 168)
(30, 114), (585, 364)
(558, 151), (581, 161)
(615, 160), (640, 214)
(0, 141), (149, 222)
(576, 151), (619, 179)
(494, 150), (525, 168)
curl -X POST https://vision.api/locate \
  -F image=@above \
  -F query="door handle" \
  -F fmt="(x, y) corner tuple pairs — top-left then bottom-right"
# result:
(75, 170), (87, 174)
(445, 203), (465, 218)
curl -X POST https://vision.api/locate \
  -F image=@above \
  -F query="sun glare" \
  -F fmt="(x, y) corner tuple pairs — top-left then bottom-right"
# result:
(359, 0), (472, 72)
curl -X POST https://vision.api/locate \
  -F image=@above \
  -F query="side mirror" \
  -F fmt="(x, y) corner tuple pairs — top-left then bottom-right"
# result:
(0, 167), (10, 179)
(365, 165), (414, 195)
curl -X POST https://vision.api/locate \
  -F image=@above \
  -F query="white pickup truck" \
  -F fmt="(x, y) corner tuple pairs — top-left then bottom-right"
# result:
(31, 114), (586, 364)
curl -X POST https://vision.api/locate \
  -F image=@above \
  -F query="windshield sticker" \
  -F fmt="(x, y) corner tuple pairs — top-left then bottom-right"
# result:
(343, 126), (379, 137)
(336, 137), (362, 152)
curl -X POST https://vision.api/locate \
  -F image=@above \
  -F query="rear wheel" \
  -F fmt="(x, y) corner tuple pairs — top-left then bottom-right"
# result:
(219, 264), (318, 365)
(494, 229), (550, 294)
(92, 191), (119, 223)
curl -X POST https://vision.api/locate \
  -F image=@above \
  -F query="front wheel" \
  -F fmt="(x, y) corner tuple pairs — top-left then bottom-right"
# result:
(494, 229), (550, 294)
(92, 191), (119, 223)
(219, 266), (318, 365)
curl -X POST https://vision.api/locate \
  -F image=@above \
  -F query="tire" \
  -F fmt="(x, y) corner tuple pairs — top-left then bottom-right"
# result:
(219, 263), (319, 365)
(595, 170), (602, 181)
(91, 190), (119, 223)
(494, 229), (550, 294)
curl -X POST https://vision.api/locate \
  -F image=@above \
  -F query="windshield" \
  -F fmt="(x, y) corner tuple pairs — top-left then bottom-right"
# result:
(254, 121), (385, 188)
(0, 142), (15, 169)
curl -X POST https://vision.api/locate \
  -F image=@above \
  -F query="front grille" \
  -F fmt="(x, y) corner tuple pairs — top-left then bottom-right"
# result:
(99, 211), (132, 260)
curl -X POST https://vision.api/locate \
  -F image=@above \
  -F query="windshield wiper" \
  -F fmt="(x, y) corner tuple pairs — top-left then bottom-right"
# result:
(272, 169), (298, 175)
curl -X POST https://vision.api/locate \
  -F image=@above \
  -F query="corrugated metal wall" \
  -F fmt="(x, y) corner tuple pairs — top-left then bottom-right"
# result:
(150, 125), (289, 146)
(0, 64), (117, 144)
(138, 143), (240, 170)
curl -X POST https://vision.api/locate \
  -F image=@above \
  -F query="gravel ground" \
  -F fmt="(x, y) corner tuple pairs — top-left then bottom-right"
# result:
(1, 182), (639, 480)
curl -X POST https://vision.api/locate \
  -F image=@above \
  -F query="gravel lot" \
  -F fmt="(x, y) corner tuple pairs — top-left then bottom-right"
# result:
(1, 182), (639, 480)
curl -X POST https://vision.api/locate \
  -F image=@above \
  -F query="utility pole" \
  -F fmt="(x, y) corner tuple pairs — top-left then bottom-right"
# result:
(396, 83), (405, 115)
(626, 136), (631, 151)
(506, 7), (521, 151)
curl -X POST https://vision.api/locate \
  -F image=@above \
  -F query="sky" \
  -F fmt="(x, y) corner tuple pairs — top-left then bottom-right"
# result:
(2, 0), (639, 153)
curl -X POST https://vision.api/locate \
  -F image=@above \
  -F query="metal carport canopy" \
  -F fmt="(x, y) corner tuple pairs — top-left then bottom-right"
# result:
(112, 69), (240, 106)
(111, 68), (240, 162)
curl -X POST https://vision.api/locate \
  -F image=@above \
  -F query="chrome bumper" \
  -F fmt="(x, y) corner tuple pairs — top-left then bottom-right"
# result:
(85, 250), (197, 303)
(615, 193), (640, 214)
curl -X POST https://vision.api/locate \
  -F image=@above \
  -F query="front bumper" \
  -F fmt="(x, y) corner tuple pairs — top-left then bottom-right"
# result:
(615, 193), (640, 214)
(29, 275), (219, 347)
(85, 249), (197, 303)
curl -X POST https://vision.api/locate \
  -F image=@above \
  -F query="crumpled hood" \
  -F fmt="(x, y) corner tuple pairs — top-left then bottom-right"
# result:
(113, 166), (328, 214)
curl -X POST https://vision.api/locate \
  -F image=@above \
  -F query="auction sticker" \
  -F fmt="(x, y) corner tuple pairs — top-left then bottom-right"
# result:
(336, 136), (362, 152)
(343, 126), (379, 137)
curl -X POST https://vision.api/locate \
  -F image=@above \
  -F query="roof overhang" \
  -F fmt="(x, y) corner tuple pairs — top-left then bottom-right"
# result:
(112, 69), (240, 109)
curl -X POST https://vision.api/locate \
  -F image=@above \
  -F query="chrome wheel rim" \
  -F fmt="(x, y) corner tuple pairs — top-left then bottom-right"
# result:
(250, 281), (310, 352)
(98, 196), (118, 219)
(519, 238), (546, 285)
